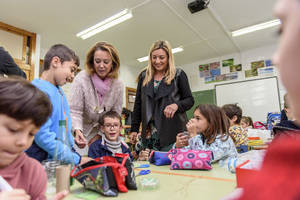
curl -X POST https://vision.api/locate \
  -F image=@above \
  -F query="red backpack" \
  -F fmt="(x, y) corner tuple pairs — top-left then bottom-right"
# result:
(71, 153), (136, 196)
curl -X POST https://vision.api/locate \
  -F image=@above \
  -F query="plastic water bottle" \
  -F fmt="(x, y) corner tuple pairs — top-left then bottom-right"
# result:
(55, 120), (72, 192)
(54, 120), (72, 163)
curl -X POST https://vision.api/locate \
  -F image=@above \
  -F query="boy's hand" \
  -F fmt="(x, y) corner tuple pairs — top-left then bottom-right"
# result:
(176, 132), (189, 148)
(0, 189), (30, 200)
(186, 119), (198, 137)
(74, 130), (87, 148)
(80, 157), (93, 165)
(52, 190), (69, 200)
(164, 103), (178, 118)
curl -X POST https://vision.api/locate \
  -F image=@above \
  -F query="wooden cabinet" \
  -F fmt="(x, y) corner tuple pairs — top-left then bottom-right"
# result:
(126, 87), (136, 111)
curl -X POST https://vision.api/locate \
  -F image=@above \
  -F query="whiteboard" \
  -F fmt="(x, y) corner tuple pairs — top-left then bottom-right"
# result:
(215, 77), (281, 122)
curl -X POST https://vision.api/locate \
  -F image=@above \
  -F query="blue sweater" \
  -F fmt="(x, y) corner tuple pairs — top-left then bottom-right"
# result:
(88, 136), (132, 160)
(26, 79), (80, 165)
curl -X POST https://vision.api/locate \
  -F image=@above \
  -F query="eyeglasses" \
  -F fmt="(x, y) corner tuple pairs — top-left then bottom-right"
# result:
(104, 124), (120, 129)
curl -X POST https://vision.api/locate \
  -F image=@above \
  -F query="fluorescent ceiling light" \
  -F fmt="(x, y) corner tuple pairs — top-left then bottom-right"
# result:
(137, 56), (149, 63)
(232, 19), (281, 37)
(76, 9), (132, 40)
(137, 47), (184, 62)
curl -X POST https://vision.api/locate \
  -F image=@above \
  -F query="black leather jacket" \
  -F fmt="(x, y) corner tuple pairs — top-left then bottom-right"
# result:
(0, 46), (27, 78)
(131, 68), (194, 148)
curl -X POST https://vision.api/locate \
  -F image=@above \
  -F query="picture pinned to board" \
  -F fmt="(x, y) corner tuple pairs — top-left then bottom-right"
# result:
(245, 69), (258, 78)
(204, 76), (215, 84)
(209, 62), (221, 77)
(204, 72), (238, 84)
(199, 58), (273, 84)
(215, 74), (226, 81)
(229, 64), (242, 72)
(225, 72), (238, 80)
(251, 60), (265, 70)
(244, 60), (265, 78)
(265, 59), (273, 67)
(258, 67), (274, 76)
(222, 58), (234, 67)
(199, 64), (211, 78)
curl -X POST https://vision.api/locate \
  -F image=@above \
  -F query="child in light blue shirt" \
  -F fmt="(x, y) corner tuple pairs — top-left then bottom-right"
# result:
(175, 104), (237, 166)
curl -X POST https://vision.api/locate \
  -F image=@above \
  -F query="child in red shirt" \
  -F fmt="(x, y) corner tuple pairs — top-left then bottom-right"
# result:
(0, 78), (67, 200)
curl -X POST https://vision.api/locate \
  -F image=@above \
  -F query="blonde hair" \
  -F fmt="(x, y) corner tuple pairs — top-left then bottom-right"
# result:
(143, 40), (176, 86)
(85, 42), (120, 79)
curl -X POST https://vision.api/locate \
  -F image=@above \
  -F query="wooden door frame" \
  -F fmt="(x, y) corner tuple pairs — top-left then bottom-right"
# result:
(0, 21), (36, 81)
(125, 87), (137, 109)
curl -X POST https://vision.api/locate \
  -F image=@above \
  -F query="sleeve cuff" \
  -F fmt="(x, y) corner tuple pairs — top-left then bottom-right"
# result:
(73, 151), (81, 165)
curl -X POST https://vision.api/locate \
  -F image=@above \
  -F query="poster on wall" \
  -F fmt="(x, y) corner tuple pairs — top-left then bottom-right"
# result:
(225, 72), (238, 80)
(199, 70), (211, 78)
(229, 64), (242, 72)
(222, 58), (234, 67)
(250, 60), (265, 77)
(209, 62), (221, 77)
(204, 76), (215, 84)
(215, 74), (226, 81)
(251, 60), (265, 70)
(258, 67), (274, 76)
(199, 64), (211, 77)
(205, 72), (238, 84)
(265, 59), (273, 67)
(245, 69), (258, 78)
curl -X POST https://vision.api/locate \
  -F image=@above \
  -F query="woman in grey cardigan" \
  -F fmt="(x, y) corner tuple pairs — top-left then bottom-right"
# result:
(69, 42), (123, 150)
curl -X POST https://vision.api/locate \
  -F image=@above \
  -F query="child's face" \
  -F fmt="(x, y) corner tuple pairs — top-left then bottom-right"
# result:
(0, 114), (39, 168)
(240, 120), (248, 129)
(101, 117), (122, 142)
(53, 57), (77, 86)
(193, 109), (208, 133)
(273, 0), (300, 120)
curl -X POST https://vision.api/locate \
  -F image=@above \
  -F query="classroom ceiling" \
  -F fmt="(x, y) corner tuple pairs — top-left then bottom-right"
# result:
(0, 0), (279, 68)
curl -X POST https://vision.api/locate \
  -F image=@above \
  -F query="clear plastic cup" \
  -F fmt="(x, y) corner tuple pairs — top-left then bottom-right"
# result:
(42, 160), (61, 194)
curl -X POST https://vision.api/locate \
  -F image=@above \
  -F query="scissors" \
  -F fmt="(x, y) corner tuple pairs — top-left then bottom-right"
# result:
(136, 170), (151, 177)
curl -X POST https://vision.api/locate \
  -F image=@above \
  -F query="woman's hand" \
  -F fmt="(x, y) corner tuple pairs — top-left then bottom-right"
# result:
(186, 119), (198, 137)
(52, 190), (69, 200)
(0, 189), (30, 200)
(74, 130), (87, 149)
(175, 132), (189, 148)
(164, 103), (178, 118)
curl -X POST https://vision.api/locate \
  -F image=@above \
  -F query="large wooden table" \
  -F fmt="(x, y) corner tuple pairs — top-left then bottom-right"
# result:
(55, 161), (236, 200)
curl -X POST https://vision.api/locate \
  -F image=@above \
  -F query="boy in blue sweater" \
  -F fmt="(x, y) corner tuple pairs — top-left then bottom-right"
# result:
(88, 111), (132, 160)
(26, 44), (91, 165)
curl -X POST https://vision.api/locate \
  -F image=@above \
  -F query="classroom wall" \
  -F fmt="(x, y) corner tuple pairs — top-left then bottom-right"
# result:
(180, 44), (287, 108)
(119, 64), (143, 106)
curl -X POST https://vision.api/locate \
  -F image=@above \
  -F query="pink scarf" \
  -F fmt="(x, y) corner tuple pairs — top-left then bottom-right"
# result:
(91, 73), (112, 106)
